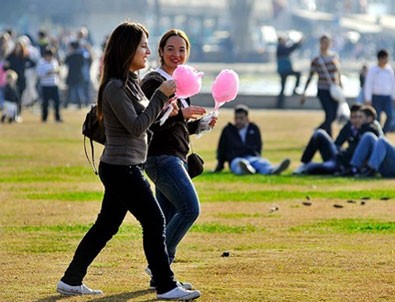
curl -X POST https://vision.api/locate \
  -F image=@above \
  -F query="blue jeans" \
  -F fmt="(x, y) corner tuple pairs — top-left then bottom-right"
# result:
(145, 155), (200, 263)
(369, 137), (395, 177)
(372, 94), (393, 133)
(317, 89), (339, 137)
(230, 156), (273, 175)
(66, 84), (85, 108)
(350, 132), (377, 169)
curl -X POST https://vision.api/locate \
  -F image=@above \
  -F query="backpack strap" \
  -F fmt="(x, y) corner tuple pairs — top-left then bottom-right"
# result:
(83, 106), (99, 175)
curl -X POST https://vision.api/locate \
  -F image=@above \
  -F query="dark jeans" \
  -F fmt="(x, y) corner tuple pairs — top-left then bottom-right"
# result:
(61, 162), (177, 294)
(65, 83), (85, 108)
(145, 155), (200, 264)
(301, 129), (339, 174)
(41, 86), (61, 121)
(317, 89), (339, 137)
(372, 94), (393, 133)
(277, 70), (301, 108)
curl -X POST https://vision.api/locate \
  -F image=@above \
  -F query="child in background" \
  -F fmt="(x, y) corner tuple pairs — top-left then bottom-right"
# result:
(36, 48), (62, 122)
(2, 69), (19, 123)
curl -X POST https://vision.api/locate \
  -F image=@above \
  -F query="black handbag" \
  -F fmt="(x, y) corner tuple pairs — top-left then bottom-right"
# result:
(82, 104), (106, 144)
(82, 104), (105, 174)
(187, 152), (204, 178)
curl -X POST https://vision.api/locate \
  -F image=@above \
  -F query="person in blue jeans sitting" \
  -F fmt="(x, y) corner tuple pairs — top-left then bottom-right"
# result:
(140, 29), (217, 290)
(348, 132), (395, 177)
(294, 104), (383, 175)
(214, 104), (290, 175)
(293, 103), (362, 175)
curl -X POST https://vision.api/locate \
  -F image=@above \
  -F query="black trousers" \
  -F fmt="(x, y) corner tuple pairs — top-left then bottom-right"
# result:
(61, 162), (177, 294)
(41, 86), (61, 121)
(277, 70), (301, 108)
(317, 89), (339, 137)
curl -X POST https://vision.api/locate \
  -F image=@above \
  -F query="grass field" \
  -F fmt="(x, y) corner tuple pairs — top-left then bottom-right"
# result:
(1, 106), (395, 302)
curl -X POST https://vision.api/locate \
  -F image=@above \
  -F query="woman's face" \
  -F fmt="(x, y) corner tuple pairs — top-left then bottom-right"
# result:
(130, 33), (151, 72)
(160, 35), (188, 74)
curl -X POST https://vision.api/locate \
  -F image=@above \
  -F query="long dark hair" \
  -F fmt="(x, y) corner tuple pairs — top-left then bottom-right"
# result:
(97, 22), (149, 120)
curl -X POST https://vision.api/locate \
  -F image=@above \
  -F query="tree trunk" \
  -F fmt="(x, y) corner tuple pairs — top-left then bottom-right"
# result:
(228, 0), (256, 61)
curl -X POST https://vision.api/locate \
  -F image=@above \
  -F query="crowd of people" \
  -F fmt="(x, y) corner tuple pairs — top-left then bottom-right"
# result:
(0, 27), (95, 123)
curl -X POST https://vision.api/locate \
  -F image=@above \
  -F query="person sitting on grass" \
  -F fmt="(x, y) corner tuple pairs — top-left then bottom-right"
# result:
(347, 133), (395, 178)
(293, 104), (383, 175)
(214, 104), (290, 175)
(1, 69), (19, 123)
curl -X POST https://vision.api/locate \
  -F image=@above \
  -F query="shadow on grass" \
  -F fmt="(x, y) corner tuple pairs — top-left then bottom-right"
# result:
(36, 289), (154, 302)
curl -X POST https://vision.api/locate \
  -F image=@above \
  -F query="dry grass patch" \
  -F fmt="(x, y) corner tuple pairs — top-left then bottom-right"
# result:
(1, 107), (395, 301)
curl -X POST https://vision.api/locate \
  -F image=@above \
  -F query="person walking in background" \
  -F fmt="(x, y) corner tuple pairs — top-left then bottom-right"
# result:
(56, 22), (201, 301)
(141, 29), (216, 290)
(76, 27), (94, 106)
(364, 49), (395, 134)
(276, 34), (303, 108)
(4, 40), (35, 121)
(18, 35), (40, 107)
(356, 64), (367, 103)
(300, 34), (342, 137)
(64, 41), (85, 108)
(37, 30), (50, 57)
(214, 104), (290, 175)
(36, 48), (62, 123)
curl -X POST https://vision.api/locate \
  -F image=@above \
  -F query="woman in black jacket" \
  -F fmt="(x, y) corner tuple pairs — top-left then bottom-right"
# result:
(141, 29), (216, 289)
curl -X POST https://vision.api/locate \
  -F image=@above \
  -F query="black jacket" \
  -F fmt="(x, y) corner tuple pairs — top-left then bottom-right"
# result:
(140, 71), (199, 161)
(336, 121), (382, 167)
(216, 122), (262, 171)
(4, 84), (19, 104)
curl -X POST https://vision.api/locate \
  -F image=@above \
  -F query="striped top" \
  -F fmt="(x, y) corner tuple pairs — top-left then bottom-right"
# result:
(310, 52), (340, 90)
(36, 58), (60, 87)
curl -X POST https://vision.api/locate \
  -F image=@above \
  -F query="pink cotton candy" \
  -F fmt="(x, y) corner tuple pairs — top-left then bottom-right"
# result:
(211, 69), (239, 110)
(172, 65), (204, 98)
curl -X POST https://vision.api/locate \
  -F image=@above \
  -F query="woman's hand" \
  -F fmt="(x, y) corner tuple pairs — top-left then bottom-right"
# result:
(209, 117), (218, 128)
(158, 80), (177, 97)
(182, 106), (206, 119)
(168, 98), (179, 117)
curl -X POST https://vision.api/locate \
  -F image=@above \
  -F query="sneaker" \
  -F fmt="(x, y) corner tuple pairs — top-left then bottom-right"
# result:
(56, 280), (103, 296)
(357, 166), (377, 178)
(238, 160), (256, 175)
(150, 278), (193, 290)
(146, 267), (193, 290)
(272, 158), (291, 175)
(145, 267), (153, 278)
(338, 166), (359, 177)
(293, 164), (308, 175)
(157, 286), (201, 300)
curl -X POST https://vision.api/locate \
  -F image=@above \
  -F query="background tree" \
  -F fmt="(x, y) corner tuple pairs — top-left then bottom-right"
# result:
(228, 0), (256, 61)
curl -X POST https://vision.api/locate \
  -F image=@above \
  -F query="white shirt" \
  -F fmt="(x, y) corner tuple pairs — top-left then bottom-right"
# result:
(36, 58), (59, 87)
(364, 64), (395, 101)
(238, 125), (248, 143)
(155, 67), (189, 108)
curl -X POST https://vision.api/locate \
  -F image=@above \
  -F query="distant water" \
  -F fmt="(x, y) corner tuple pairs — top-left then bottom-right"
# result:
(201, 73), (360, 98)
